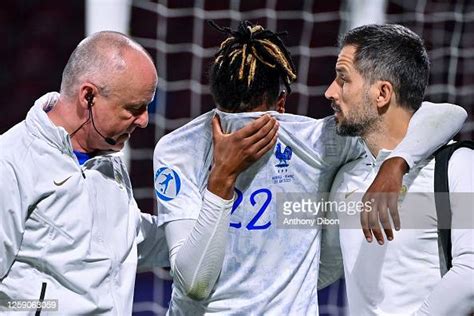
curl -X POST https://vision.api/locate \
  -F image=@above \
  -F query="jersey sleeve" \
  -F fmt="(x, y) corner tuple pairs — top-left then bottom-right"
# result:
(164, 189), (234, 300)
(387, 101), (467, 168)
(153, 132), (210, 226)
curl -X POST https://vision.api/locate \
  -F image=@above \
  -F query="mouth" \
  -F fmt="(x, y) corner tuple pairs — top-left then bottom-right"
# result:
(331, 102), (341, 113)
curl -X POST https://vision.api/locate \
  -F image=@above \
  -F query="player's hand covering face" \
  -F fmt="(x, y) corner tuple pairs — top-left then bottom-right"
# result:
(208, 114), (279, 199)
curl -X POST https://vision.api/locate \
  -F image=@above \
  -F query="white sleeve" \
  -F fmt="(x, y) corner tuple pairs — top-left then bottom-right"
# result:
(136, 199), (170, 269)
(164, 188), (234, 300)
(0, 160), (27, 279)
(387, 102), (467, 168)
(416, 148), (474, 315)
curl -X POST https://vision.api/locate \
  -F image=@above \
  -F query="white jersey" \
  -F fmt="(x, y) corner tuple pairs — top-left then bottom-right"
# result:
(330, 143), (474, 315)
(154, 109), (361, 315)
(153, 102), (466, 315)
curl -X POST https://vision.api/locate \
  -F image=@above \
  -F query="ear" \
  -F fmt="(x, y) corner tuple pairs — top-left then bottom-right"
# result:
(276, 91), (286, 113)
(375, 81), (393, 108)
(78, 83), (97, 110)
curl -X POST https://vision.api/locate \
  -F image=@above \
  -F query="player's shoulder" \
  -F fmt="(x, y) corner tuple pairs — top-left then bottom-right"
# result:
(277, 113), (344, 146)
(331, 155), (368, 192)
(154, 111), (213, 158)
(276, 112), (331, 129)
(447, 144), (473, 174)
(448, 146), (473, 192)
(449, 146), (473, 166)
(0, 121), (34, 165)
(275, 112), (321, 123)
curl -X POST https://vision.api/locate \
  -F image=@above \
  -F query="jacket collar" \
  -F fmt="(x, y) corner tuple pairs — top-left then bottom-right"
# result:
(25, 92), (74, 154)
(360, 139), (392, 168)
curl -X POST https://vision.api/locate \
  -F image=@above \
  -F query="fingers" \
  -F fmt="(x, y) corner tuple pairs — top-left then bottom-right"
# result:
(362, 192), (400, 244)
(361, 192), (374, 242)
(237, 114), (272, 138)
(245, 116), (278, 145)
(210, 113), (279, 181)
(211, 115), (223, 141)
(361, 158), (405, 244)
(249, 119), (279, 155)
(383, 227), (394, 243)
(254, 125), (279, 158)
(368, 199), (384, 245)
(362, 192), (388, 245)
(361, 204), (385, 245)
(388, 193), (401, 231)
(370, 192), (400, 244)
(232, 114), (278, 161)
(361, 210), (373, 243)
(378, 196), (393, 242)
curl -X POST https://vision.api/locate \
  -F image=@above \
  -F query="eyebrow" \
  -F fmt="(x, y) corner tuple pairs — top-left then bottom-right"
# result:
(335, 67), (348, 75)
(126, 102), (148, 109)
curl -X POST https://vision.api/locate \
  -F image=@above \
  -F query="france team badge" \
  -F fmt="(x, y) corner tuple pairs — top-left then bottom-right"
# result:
(155, 167), (181, 201)
(275, 143), (292, 167)
(273, 143), (294, 182)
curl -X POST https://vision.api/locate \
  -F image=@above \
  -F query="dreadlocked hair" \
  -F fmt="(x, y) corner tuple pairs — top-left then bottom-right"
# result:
(208, 20), (297, 112)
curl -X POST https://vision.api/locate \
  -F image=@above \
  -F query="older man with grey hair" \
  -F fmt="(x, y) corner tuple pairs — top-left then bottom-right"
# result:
(0, 31), (278, 314)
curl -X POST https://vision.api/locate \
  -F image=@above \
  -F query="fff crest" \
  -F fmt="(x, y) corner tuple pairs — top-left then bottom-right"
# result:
(275, 143), (293, 168)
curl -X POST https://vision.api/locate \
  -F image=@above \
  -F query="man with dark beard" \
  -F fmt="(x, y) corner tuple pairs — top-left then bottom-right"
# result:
(327, 24), (473, 315)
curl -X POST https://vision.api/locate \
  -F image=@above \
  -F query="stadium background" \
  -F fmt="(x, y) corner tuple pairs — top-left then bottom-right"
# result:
(1, 0), (472, 315)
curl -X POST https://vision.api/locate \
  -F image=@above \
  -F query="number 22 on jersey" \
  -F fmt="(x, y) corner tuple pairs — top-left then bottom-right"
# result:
(230, 188), (272, 230)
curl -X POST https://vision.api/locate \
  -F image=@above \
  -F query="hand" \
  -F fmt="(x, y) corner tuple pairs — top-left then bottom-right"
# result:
(361, 157), (408, 244)
(208, 114), (279, 199)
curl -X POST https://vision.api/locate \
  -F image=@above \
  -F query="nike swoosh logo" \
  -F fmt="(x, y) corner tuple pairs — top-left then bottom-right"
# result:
(54, 176), (72, 186)
(345, 188), (358, 199)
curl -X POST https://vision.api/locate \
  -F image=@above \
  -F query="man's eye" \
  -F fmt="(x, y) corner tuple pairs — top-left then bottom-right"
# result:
(127, 106), (147, 115)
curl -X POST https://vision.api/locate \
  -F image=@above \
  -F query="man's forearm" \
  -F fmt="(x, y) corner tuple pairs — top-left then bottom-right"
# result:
(165, 189), (233, 300)
(388, 102), (467, 168)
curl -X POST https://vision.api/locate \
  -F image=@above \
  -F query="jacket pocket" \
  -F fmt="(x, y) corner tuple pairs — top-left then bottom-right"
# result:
(31, 211), (75, 243)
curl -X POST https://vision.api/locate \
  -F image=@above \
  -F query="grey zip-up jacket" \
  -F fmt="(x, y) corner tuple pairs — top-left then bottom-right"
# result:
(0, 92), (168, 315)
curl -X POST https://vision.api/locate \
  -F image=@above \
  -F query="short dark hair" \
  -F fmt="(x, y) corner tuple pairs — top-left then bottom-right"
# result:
(209, 20), (297, 112)
(340, 24), (430, 111)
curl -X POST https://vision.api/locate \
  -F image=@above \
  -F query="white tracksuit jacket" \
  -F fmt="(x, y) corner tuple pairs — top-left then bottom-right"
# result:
(0, 92), (168, 315)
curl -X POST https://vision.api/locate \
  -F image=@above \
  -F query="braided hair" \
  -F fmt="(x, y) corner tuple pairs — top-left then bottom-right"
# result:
(208, 20), (297, 112)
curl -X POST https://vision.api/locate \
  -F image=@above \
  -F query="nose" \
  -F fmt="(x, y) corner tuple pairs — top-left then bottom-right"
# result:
(324, 80), (338, 101)
(135, 110), (149, 128)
